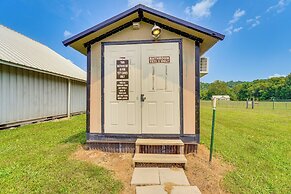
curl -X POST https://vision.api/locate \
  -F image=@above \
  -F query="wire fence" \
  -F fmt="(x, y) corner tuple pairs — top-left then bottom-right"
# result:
(201, 100), (291, 110)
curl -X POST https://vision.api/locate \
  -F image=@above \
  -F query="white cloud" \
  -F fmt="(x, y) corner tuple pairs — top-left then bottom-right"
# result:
(289, 48), (291, 53)
(225, 25), (243, 35)
(247, 16), (261, 28)
(269, 73), (286, 78)
(225, 8), (246, 35)
(185, 0), (217, 19)
(229, 9), (246, 24)
(233, 27), (243, 32)
(225, 25), (233, 35)
(64, 30), (72, 38)
(267, 0), (291, 13)
(128, 0), (164, 10)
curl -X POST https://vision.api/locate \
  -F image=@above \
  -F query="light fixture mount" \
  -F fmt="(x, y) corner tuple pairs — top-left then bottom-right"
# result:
(151, 24), (161, 39)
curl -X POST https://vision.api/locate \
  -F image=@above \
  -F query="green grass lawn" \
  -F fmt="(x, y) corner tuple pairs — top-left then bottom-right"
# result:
(0, 115), (122, 194)
(200, 101), (291, 193)
(1, 102), (290, 194)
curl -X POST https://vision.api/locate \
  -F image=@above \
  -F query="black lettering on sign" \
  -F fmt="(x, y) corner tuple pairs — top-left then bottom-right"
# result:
(116, 59), (129, 79)
(116, 81), (129, 100)
(149, 56), (170, 63)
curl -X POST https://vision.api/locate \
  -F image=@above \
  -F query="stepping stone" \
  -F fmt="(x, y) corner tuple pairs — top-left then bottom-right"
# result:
(131, 167), (160, 185)
(136, 185), (167, 194)
(159, 168), (190, 186)
(171, 186), (201, 194)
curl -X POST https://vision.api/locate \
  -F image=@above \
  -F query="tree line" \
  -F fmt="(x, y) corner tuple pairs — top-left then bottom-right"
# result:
(201, 73), (291, 101)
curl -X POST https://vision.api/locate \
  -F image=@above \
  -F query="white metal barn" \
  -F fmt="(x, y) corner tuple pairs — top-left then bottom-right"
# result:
(0, 25), (86, 129)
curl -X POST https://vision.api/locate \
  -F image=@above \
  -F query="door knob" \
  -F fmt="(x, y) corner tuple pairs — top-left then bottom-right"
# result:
(141, 94), (146, 102)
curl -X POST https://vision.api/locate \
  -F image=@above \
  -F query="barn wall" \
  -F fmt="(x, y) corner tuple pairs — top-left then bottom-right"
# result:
(70, 80), (86, 113)
(0, 64), (86, 126)
(90, 21), (196, 135)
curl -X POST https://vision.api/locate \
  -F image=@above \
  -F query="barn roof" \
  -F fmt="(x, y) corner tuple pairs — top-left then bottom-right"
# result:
(63, 4), (225, 55)
(0, 25), (86, 82)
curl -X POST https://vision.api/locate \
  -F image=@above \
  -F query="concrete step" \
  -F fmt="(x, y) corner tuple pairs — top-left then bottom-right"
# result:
(133, 154), (187, 166)
(136, 138), (184, 146)
(136, 185), (201, 194)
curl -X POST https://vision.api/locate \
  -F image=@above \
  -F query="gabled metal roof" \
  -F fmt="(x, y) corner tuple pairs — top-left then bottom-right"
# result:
(0, 25), (86, 82)
(63, 4), (224, 47)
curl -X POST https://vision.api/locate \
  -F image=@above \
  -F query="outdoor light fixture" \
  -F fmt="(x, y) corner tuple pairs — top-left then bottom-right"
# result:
(151, 24), (161, 39)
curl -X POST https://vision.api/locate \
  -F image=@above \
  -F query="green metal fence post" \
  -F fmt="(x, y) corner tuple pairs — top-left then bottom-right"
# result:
(209, 98), (217, 163)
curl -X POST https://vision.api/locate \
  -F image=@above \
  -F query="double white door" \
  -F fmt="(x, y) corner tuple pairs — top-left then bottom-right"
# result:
(104, 42), (180, 134)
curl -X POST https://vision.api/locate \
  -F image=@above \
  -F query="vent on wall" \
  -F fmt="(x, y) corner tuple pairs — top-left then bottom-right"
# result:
(200, 57), (208, 77)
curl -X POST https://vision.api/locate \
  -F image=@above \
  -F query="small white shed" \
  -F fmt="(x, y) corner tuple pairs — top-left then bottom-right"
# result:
(63, 4), (224, 153)
(0, 25), (87, 129)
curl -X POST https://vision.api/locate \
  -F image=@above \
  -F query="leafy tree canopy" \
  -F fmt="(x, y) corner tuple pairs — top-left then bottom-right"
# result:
(201, 73), (291, 101)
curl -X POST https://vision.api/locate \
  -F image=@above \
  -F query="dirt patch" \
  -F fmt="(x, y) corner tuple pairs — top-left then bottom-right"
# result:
(185, 145), (233, 194)
(72, 147), (135, 194)
(72, 144), (232, 194)
(163, 182), (176, 194)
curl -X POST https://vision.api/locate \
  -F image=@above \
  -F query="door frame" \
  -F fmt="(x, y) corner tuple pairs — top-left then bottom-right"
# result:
(101, 39), (183, 135)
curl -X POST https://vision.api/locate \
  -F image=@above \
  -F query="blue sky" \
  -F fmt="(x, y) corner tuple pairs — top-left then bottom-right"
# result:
(0, 0), (290, 83)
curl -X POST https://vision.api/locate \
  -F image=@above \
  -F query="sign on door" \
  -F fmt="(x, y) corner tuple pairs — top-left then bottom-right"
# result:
(116, 59), (129, 100)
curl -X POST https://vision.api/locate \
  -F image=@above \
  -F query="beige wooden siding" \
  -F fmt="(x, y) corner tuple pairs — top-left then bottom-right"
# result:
(90, 22), (196, 134)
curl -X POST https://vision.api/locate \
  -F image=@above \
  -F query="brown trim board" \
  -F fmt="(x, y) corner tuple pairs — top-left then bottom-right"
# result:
(100, 39), (184, 135)
(86, 45), (91, 133)
(195, 41), (200, 142)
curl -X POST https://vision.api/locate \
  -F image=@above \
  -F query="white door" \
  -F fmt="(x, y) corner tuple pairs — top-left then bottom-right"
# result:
(104, 42), (180, 134)
(141, 42), (180, 134)
(104, 44), (141, 134)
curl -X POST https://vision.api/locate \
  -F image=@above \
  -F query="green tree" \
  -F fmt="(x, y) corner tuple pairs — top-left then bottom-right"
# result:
(207, 80), (230, 97)
(200, 73), (291, 101)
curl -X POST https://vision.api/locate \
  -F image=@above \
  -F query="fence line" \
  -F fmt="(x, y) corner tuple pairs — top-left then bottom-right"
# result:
(201, 100), (291, 110)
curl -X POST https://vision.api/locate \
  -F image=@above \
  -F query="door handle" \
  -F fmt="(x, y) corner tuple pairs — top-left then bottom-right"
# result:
(141, 94), (146, 102)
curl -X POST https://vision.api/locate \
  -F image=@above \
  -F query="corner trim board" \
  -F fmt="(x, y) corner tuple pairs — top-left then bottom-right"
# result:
(101, 44), (105, 133)
(86, 46), (91, 133)
(195, 41), (200, 142)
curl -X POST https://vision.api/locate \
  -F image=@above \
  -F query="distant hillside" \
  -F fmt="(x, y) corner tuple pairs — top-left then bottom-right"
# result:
(201, 74), (291, 101)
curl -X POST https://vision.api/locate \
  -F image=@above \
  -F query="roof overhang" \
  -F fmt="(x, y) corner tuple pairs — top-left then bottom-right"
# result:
(63, 4), (225, 55)
(0, 59), (86, 83)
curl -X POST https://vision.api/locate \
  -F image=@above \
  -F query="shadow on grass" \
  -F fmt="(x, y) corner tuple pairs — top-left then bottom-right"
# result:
(62, 131), (86, 144)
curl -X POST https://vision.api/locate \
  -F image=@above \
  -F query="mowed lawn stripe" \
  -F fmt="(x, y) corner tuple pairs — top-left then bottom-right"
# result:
(200, 101), (291, 193)
(0, 115), (122, 194)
